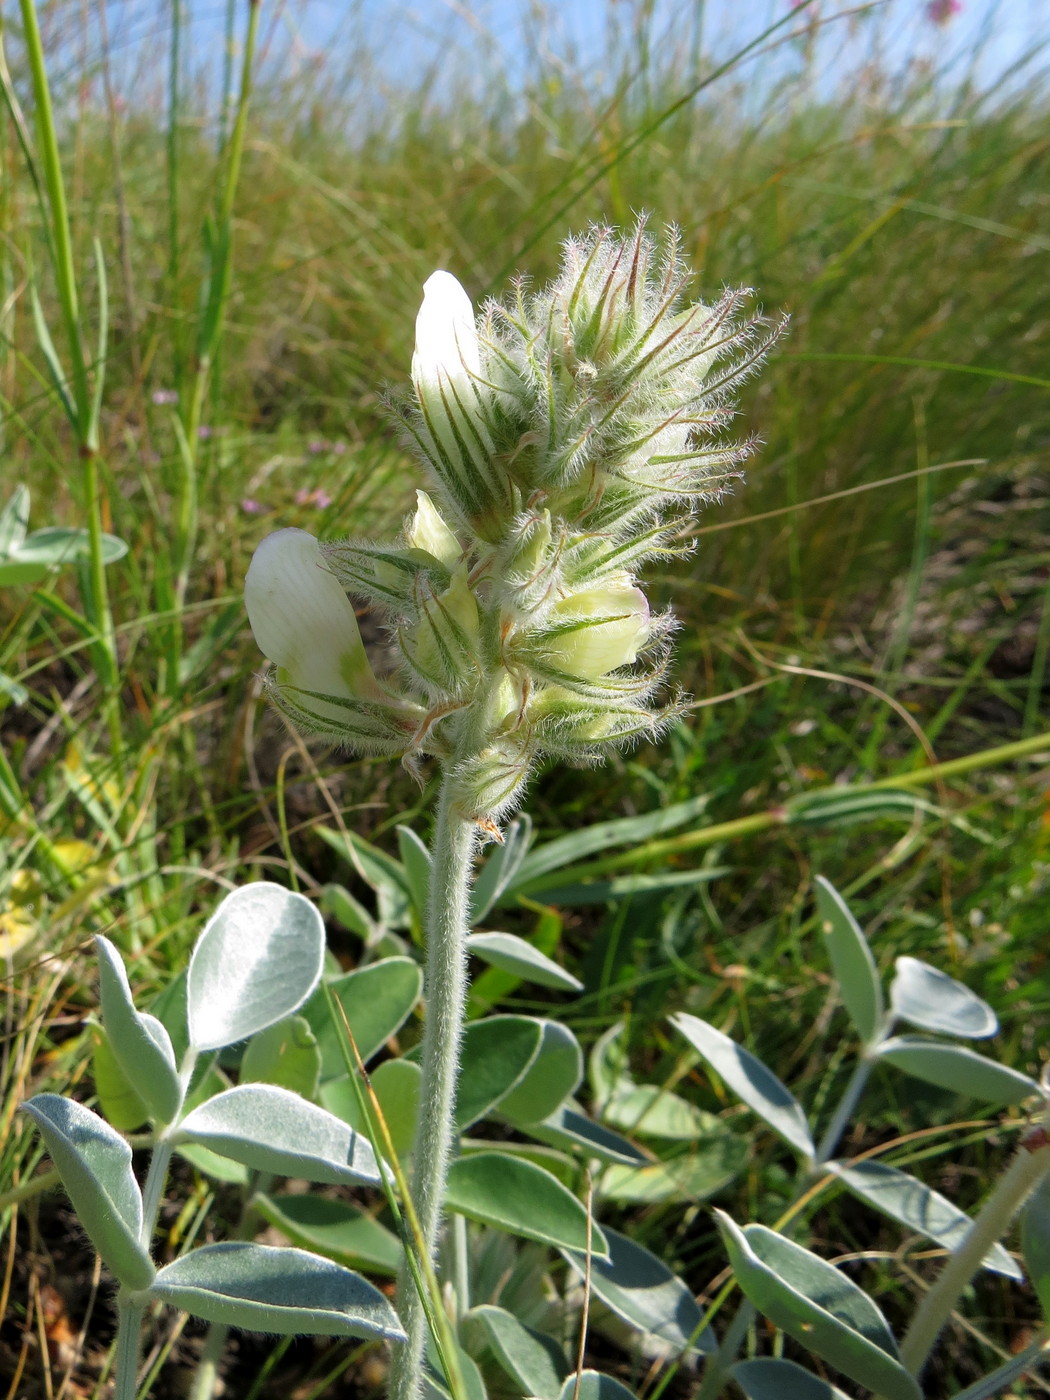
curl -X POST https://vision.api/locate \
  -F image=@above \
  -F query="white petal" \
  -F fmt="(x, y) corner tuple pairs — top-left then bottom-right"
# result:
(411, 270), (481, 388)
(245, 528), (378, 706)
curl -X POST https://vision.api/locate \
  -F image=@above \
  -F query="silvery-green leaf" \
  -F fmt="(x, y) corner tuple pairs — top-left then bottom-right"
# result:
(498, 1021), (583, 1125)
(176, 1142), (250, 1185)
(21, 1095), (155, 1289)
(452, 1015), (544, 1128)
(14, 526), (127, 566)
(305, 956), (422, 1081)
(177, 1084), (381, 1185)
(732, 1358), (854, 1400)
(672, 1013), (815, 1160)
(88, 1022), (149, 1132)
(470, 815), (532, 921)
(557, 1371), (636, 1400)
(0, 667), (29, 703)
(598, 1137), (747, 1204)
(322, 1057), (422, 1159)
(875, 1037), (1040, 1105)
(814, 876), (883, 1045)
(464, 1304), (567, 1400)
(467, 932), (582, 992)
(321, 883), (377, 941)
(316, 826), (412, 929)
(423, 1334), (488, 1400)
(255, 1192), (402, 1276)
(241, 1015), (321, 1100)
(715, 1212), (920, 1400)
(396, 825), (432, 921)
(187, 884), (325, 1052)
(150, 1242), (405, 1339)
(95, 936), (182, 1125)
(563, 1226), (713, 1354)
(602, 1084), (722, 1141)
(0, 484), (29, 555)
(589, 1021), (630, 1109)
(889, 957), (998, 1039)
(834, 1159), (1021, 1279)
(444, 1152), (608, 1257)
(530, 1102), (647, 1166)
(1022, 1176), (1050, 1322)
(0, 559), (49, 585)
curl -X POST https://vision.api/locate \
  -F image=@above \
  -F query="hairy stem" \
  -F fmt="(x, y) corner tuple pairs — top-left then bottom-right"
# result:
(899, 1140), (1050, 1379)
(389, 776), (477, 1400)
(114, 1298), (146, 1400)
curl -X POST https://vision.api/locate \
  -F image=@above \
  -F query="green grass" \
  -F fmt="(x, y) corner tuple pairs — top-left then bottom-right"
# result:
(2, 2), (1050, 1396)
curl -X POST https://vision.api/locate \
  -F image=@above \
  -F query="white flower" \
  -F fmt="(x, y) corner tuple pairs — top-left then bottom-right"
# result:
(411, 271), (481, 391)
(244, 528), (380, 716)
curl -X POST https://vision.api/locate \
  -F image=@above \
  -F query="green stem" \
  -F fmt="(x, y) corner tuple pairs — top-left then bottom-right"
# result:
(187, 1318), (228, 1400)
(18, 0), (121, 725)
(696, 1298), (752, 1400)
(114, 1298), (146, 1400)
(947, 1331), (1050, 1400)
(898, 1141), (1050, 1379)
(17, 0), (89, 427)
(0, 1166), (59, 1213)
(173, 0), (259, 625)
(813, 1054), (877, 1165)
(140, 1140), (173, 1250)
(389, 777), (478, 1400)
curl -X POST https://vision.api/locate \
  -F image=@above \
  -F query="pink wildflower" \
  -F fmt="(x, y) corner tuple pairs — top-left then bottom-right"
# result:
(926, 0), (962, 23)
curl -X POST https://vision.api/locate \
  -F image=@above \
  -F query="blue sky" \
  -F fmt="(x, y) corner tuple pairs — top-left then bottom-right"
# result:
(89, 1), (1050, 115)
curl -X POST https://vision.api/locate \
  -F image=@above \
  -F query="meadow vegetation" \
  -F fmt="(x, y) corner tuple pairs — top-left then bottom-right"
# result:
(2, 2), (1050, 1397)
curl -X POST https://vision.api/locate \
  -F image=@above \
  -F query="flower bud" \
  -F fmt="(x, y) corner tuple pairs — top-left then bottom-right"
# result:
(406, 490), (461, 569)
(245, 528), (382, 718)
(410, 271), (510, 531)
(400, 568), (481, 697)
(538, 578), (650, 680)
(450, 738), (533, 823)
(498, 509), (559, 612)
